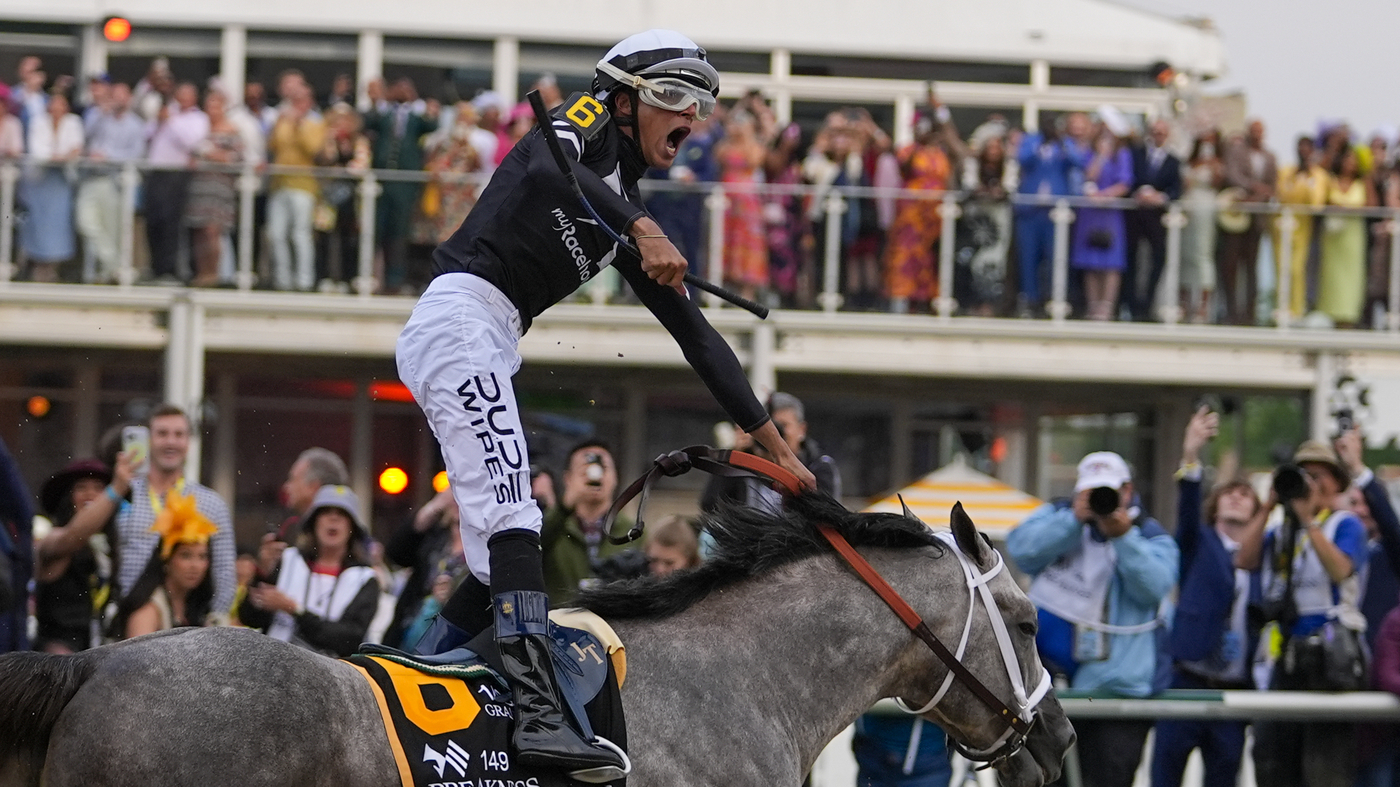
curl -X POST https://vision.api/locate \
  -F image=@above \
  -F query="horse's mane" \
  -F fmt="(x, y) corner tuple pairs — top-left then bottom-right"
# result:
(574, 490), (944, 620)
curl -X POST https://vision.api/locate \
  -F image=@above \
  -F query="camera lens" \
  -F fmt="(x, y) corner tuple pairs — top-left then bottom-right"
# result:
(1273, 465), (1309, 502)
(1088, 486), (1120, 517)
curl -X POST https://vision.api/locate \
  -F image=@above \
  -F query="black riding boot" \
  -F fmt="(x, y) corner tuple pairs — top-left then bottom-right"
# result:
(488, 529), (623, 776)
(494, 590), (625, 773)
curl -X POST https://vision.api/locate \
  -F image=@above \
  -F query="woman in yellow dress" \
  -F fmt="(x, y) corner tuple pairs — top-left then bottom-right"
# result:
(1276, 136), (1327, 319)
(1317, 147), (1375, 326)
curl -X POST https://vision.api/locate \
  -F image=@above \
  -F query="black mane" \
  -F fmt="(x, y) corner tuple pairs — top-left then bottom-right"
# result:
(573, 490), (943, 620)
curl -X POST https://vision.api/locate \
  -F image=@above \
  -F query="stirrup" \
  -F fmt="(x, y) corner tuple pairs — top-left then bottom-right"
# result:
(567, 736), (632, 784)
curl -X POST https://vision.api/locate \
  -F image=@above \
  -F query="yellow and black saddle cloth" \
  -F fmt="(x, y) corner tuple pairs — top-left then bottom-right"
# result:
(347, 610), (628, 787)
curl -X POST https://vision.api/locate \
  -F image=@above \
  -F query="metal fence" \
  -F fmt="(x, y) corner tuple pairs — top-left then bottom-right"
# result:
(3, 157), (1399, 333)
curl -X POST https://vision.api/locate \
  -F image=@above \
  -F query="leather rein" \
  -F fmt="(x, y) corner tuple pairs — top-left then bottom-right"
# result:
(601, 445), (1039, 765)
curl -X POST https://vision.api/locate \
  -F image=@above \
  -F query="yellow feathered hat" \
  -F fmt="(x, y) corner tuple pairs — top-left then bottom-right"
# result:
(149, 490), (218, 559)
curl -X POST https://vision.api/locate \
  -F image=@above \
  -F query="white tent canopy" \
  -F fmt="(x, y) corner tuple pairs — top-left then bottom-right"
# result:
(865, 455), (1044, 540)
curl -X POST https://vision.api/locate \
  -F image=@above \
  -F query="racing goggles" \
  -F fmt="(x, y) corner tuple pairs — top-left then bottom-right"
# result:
(596, 60), (716, 120)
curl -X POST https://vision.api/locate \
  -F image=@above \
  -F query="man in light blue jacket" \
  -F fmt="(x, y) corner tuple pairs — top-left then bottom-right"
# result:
(1007, 451), (1178, 787)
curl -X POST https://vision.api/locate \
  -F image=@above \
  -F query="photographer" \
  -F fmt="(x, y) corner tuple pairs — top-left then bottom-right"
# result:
(1007, 451), (1178, 787)
(540, 441), (635, 605)
(1238, 441), (1369, 787)
(1152, 407), (1265, 787)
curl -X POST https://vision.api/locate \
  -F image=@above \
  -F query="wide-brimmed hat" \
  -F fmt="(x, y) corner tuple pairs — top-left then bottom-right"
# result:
(40, 458), (112, 516)
(1293, 440), (1351, 488)
(301, 484), (367, 535)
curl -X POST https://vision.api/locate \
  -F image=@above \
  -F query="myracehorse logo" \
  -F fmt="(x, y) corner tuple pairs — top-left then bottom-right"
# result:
(423, 740), (470, 779)
(551, 207), (594, 284)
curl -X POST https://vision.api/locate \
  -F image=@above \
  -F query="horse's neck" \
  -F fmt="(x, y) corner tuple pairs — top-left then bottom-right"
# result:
(614, 553), (939, 775)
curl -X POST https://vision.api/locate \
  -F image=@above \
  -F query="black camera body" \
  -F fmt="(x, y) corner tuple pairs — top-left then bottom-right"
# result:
(1087, 486), (1121, 517)
(582, 451), (606, 487)
(1273, 464), (1310, 503)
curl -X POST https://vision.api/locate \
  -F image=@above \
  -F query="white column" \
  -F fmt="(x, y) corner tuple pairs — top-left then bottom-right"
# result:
(0, 162), (17, 283)
(78, 24), (108, 102)
(750, 321), (777, 403)
(704, 185), (728, 307)
(770, 48), (792, 127)
(1049, 199), (1074, 322)
(1311, 352), (1337, 443)
(1030, 59), (1050, 91)
(1160, 204), (1186, 324)
(219, 25), (247, 104)
(894, 94), (916, 149)
(164, 298), (190, 407)
(818, 193), (846, 312)
(936, 192), (961, 320)
(1389, 210), (1400, 332)
(357, 30), (384, 108)
(1276, 208), (1296, 329)
(494, 36), (520, 106)
(1023, 100), (1040, 134)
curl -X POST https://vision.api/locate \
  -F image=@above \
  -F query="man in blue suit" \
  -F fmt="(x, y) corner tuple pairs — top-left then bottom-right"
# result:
(1126, 120), (1183, 321)
(1015, 115), (1086, 316)
(1151, 407), (1265, 787)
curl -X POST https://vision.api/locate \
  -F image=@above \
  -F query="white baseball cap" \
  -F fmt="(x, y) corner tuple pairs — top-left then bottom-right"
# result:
(1074, 451), (1131, 492)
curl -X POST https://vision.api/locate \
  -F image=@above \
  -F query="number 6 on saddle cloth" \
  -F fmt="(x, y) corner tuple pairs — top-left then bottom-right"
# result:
(605, 445), (1053, 770)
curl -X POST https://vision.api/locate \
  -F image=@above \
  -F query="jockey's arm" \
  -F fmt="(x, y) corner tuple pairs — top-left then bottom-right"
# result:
(748, 421), (817, 492)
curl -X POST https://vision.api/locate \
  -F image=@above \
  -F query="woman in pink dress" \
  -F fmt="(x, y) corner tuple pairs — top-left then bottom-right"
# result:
(715, 111), (770, 304)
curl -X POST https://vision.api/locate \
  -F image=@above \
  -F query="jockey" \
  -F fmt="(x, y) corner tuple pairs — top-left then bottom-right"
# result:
(395, 29), (816, 777)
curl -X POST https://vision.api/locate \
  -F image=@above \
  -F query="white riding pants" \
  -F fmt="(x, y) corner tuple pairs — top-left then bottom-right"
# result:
(397, 272), (538, 584)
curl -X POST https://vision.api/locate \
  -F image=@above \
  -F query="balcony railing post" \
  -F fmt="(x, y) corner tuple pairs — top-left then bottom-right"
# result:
(117, 161), (139, 287)
(936, 191), (960, 321)
(1275, 208), (1296, 329)
(1049, 198), (1074, 322)
(704, 184), (727, 308)
(0, 161), (17, 284)
(1160, 203), (1186, 325)
(354, 171), (379, 297)
(1388, 209), (1400, 333)
(818, 192), (846, 313)
(236, 163), (258, 291)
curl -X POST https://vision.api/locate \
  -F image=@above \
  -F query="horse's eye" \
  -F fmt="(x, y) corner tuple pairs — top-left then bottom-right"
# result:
(1018, 622), (1037, 636)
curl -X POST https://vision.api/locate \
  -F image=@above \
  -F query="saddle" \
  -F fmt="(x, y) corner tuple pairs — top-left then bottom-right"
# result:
(350, 610), (628, 787)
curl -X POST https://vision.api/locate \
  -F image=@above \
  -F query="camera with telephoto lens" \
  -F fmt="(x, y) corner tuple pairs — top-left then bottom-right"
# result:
(1273, 464), (1310, 503)
(1088, 486), (1121, 517)
(583, 451), (606, 487)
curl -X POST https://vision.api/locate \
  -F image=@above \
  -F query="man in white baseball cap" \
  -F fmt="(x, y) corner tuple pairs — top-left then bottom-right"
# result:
(1006, 450), (1178, 787)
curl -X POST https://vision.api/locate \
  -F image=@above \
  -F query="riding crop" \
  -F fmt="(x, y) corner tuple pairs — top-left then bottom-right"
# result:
(525, 90), (770, 319)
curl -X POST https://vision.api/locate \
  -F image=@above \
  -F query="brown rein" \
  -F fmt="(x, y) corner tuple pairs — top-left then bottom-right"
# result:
(602, 446), (1034, 741)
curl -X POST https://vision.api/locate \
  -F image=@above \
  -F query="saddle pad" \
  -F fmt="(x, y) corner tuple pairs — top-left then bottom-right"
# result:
(347, 654), (628, 787)
(550, 608), (626, 687)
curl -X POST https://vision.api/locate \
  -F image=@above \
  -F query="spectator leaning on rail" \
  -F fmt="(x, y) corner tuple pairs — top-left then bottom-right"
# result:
(1151, 407), (1265, 787)
(1237, 440), (1368, 787)
(1006, 450), (1178, 787)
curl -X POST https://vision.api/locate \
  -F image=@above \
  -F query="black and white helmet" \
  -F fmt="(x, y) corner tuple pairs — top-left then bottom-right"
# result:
(593, 30), (720, 119)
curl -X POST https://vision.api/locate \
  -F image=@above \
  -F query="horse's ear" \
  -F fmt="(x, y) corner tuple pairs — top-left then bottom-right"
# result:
(898, 495), (925, 526)
(950, 502), (991, 566)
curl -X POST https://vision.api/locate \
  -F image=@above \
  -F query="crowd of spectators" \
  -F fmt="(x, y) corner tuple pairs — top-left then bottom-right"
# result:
(0, 391), (837, 656)
(0, 55), (549, 293)
(3, 55), (1398, 326)
(1006, 408), (1400, 787)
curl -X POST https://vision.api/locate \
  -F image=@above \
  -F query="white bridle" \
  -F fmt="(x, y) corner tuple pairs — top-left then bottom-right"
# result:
(894, 532), (1053, 762)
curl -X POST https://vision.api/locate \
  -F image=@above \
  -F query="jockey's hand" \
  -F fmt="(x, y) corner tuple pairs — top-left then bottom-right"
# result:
(779, 452), (818, 492)
(749, 420), (817, 492)
(632, 218), (687, 294)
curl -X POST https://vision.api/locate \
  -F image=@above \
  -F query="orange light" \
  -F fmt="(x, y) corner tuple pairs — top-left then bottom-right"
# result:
(26, 395), (51, 418)
(990, 436), (1008, 464)
(102, 16), (132, 43)
(432, 471), (450, 493)
(378, 467), (409, 495)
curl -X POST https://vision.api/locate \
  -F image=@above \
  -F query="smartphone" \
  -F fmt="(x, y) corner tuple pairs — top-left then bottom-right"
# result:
(121, 425), (150, 476)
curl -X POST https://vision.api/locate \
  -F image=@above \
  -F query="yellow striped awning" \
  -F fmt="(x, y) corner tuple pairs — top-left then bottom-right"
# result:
(865, 455), (1044, 539)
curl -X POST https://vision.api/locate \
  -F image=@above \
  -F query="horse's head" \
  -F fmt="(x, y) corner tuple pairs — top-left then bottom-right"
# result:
(891, 503), (1075, 787)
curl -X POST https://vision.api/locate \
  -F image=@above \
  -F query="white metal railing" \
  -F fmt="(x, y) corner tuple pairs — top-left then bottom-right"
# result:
(2, 156), (1399, 335)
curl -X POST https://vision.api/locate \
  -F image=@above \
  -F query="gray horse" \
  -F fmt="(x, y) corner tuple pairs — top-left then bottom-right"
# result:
(0, 494), (1073, 787)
